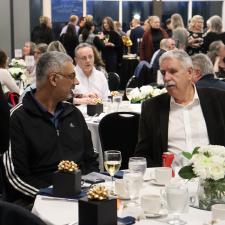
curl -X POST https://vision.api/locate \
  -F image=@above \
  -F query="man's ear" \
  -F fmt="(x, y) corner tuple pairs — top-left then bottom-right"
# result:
(187, 67), (194, 81)
(48, 73), (57, 87)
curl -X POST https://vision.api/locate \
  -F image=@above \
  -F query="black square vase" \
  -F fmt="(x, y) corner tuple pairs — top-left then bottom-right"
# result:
(87, 104), (103, 116)
(79, 197), (117, 225)
(53, 170), (81, 197)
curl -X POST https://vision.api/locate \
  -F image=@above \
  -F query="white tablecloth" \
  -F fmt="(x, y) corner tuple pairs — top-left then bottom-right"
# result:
(32, 169), (212, 225)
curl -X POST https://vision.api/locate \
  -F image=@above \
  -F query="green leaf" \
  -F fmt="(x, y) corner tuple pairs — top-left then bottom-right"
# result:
(192, 147), (200, 155)
(178, 165), (196, 179)
(182, 151), (192, 159)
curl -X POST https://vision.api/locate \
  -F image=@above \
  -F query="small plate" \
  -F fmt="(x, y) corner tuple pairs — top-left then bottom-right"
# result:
(149, 179), (165, 186)
(144, 211), (167, 218)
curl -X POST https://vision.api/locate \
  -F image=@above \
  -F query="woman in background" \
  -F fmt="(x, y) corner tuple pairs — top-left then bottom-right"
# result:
(22, 41), (36, 58)
(60, 24), (79, 60)
(0, 50), (19, 94)
(186, 15), (204, 55)
(202, 15), (225, 53)
(171, 13), (189, 50)
(101, 17), (123, 72)
(47, 41), (67, 53)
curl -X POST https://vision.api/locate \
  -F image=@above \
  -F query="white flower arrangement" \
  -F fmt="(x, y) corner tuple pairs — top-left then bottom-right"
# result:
(8, 58), (27, 81)
(128, 85), (167, 103)
(9, 58), (26, 68)
(179, 145), (225, 181)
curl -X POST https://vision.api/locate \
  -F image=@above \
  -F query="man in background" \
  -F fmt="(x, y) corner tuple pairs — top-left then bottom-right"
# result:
(192, 53), (225, 90)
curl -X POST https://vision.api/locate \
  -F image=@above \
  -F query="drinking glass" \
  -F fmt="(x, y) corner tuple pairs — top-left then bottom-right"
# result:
(125, 88), (134, 101)
(112, 95), (122, 112)
(165, 182), (188, 225)
(123, 171), (143, 206)
(128, 157), (147, 177)
(104, 34), (110, 43)
(104, 150), (121, 194)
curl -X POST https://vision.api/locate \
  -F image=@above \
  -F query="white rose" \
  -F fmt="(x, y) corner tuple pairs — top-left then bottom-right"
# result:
(152, 88), (161, 97)
(140, 85), (153, 97)
(209, 164), (225, 180)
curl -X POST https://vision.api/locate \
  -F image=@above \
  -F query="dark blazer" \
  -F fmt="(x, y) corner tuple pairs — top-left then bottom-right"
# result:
(196, 74), (225, 91)
(135, 88), (225, 167)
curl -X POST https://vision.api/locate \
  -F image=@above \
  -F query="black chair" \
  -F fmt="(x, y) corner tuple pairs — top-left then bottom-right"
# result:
(108, 72), (120, 91)
(98, 112), (140, 169)
(0, 201), (47, 225)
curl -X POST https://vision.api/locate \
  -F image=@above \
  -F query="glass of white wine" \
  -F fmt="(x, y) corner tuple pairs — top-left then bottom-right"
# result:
(104, 150), (121, 194)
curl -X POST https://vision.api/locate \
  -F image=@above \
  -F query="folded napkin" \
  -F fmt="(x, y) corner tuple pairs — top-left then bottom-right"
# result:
(118, 216), (136, 225)
(38, 187), (87, 199)
(101, 170), (124, 179)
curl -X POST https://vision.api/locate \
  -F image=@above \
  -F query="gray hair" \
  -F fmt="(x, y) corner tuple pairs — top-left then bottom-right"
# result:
(159, 49), (193, 69)
(191, 53), (215, 77)
(36, 51), (73, 81)
(47, 41), (66, 53)
(207, 40), (224, 64)
(74, 43), (93, 57)
(208, 15), (222, 33)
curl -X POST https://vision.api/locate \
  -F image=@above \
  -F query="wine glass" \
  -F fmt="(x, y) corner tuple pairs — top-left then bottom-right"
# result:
(165, 181), (189, 225)
(112, 95), (122, 112)
(104, 34), (110, 43)
(123, 171), (143, 206)
(104, 150), (121, 194)
(128, 157), (147, 177)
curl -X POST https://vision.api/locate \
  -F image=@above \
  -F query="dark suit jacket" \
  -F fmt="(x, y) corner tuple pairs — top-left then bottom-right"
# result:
(130, 26), (144, 54)
(196, 74), (225, 91)
(135, 88), (225, 167)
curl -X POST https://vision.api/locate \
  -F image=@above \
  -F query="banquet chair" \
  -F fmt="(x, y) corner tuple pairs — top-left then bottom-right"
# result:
(0, 201), (47, 225)
(98, 112), (140, 169)
(108, 72), (120, 91)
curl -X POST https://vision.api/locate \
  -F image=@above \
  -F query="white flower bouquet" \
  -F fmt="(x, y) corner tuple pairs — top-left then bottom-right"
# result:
(127, 85), (167, 103)
(179, 145), (225, 210)
(8, 58), (26, 81)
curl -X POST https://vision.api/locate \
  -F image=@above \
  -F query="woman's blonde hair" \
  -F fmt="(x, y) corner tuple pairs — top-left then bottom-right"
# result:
(39, 16), (50, 25)
(188, 15), (204, 32)
(171, 13), (184, 30)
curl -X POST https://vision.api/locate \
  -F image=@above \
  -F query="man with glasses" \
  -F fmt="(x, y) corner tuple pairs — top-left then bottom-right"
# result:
(3, 51), (99, 206)
(73, 43), (110, 105)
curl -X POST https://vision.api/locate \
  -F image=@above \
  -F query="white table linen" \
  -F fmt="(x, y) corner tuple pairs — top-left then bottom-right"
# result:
(32, 168), (212, 225)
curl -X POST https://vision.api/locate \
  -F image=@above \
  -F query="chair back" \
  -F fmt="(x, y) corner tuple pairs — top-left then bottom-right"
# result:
(0, 201), (47, 225)
(108, 72), (120, 91)
(99, 112), (140, 169)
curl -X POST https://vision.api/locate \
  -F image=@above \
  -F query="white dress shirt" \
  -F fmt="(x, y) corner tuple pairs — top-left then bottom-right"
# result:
(74, 65), (110, 100)
(168, 86), (209, 164)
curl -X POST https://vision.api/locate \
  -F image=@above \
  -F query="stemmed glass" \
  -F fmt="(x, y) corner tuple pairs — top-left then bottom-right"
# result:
(104, 150), (121, 194)
(128, 157), (147, 177)
(165, 181), (189, 225)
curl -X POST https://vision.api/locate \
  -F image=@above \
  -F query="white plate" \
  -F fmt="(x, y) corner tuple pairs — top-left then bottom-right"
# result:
(144, 211), (167, 218)
(149, 179), (165, 186)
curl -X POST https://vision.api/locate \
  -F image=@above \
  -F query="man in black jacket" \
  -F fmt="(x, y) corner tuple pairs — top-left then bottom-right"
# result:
(3, 51), (99, 205)
(135, 50), (225, 167)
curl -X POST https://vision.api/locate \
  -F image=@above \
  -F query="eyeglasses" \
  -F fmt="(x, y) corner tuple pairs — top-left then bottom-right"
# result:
(55, 72), (76, 80)
(78, 55), (94, 62)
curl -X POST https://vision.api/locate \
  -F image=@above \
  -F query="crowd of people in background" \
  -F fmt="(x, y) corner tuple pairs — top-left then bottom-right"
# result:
(1, 12), (225, 208)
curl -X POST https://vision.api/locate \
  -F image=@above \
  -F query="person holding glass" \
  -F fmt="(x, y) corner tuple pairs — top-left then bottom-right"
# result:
(101, 17), (123, 73)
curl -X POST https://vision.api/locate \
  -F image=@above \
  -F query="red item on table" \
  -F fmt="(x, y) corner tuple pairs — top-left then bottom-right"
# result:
(162, 152), (175, 177)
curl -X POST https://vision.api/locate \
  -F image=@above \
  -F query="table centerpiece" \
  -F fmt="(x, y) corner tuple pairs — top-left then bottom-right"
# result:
(179, 145), (225, 210)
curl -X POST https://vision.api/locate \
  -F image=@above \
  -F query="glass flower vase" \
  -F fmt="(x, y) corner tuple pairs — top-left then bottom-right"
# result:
(198, 178), (225, 211)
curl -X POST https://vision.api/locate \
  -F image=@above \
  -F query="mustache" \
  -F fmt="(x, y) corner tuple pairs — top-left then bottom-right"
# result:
(164, 81), (176, 88)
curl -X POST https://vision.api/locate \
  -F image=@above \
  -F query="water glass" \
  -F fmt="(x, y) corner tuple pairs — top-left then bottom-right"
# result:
(112, 95), (122, 112)
(165, 182), (189, 225)
(128, 157), (147, 177)
(123, 171), (143, 204)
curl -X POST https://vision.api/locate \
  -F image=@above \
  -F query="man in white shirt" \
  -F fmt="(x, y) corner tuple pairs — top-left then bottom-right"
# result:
(73, 43), (110, 105)
(135, 49), (225, 167)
